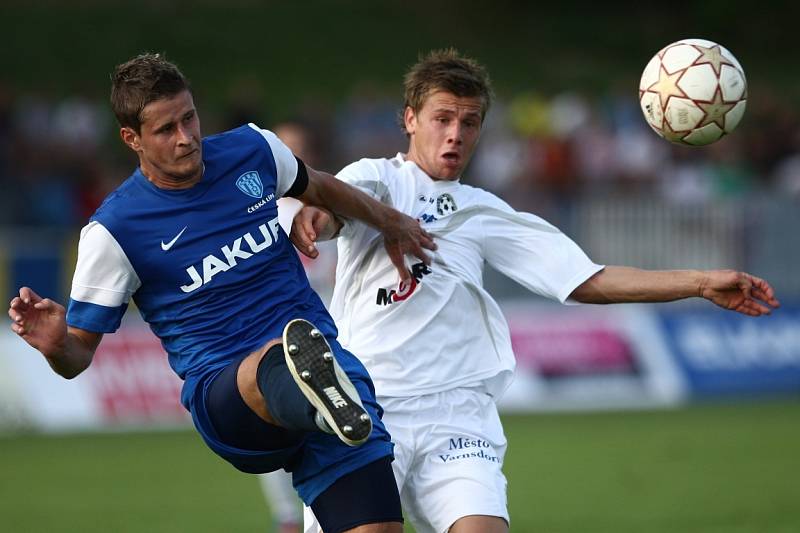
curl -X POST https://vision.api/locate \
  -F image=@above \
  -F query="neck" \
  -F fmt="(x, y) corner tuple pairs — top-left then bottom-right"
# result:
(141, 164), (203, 190)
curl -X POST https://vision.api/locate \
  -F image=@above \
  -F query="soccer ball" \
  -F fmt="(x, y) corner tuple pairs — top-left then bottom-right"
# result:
(639, 38), (747, 146)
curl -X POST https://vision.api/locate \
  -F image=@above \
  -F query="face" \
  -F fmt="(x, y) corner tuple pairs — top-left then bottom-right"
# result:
(121, 90), (203, 188)
(404, 90), (483, 181)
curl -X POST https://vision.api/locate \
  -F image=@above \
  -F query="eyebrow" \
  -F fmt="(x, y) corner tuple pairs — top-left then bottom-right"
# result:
(151, 109), (194, 133)
(432, 107), (481, 117)
(153, 120), (175, 133)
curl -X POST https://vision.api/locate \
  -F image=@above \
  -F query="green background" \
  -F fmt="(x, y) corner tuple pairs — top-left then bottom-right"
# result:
(3, 1), (798, 117)
(2, 402), (798, 532)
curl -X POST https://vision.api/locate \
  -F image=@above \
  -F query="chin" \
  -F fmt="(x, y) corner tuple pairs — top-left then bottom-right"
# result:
(168, 166), (198, 182)
(438, 169), (461, 181)
(179, 159), (203, 177)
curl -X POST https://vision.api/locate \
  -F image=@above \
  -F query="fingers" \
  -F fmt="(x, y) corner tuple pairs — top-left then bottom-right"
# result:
(8, 299), (23, 323)
(290, 218), (318, 258)
(34, 298), (55, 311)
(19, 286), (41, 305)
(9, 295), (24, 312)
(419, 229), (438, 251)
(8, 296), (30, 325)
(745, 297), (771, 315)
(300, 217), (317, 244)
(736, 299), (772, 317)
(408, 227), (436, 265)
(749, 275), (780, 307)
(8, 299), (27, 334)
(411, 245), (432, 266)
(387, 249), (411, 284)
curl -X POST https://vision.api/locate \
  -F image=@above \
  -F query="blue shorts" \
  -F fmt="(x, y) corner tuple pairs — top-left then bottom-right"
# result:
(189, 338), (394, 504)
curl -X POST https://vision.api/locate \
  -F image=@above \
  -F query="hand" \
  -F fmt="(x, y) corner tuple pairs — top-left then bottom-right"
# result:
(290, 206), (339, 259)
(8, 287), (68, 358)
(380, 209), (437, 283)
(699, 270), (780, 316)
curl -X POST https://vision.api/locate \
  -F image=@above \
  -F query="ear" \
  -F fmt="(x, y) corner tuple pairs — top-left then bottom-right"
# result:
(403, 106), (417, 135)
(120, 127), (142, 152)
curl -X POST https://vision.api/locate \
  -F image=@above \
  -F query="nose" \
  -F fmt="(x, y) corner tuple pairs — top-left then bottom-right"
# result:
(446, 121), (464, 145)
(176, 123), (193, 146)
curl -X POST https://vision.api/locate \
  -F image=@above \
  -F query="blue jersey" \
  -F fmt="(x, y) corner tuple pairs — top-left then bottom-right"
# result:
(66, 124), (340, 408)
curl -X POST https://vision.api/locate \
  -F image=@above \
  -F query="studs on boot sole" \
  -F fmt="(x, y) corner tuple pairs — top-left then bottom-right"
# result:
(300, 370), (311, 381)
(310, 328), (321, 339)
(288, 344), (299, 355)
(342, 425), (353, 435)
(323, 352), (333, 362)
(360, 413), (370, 422)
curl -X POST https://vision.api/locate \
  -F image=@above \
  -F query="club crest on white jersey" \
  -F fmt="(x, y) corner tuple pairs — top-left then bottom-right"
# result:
(436, 193), (457, 216)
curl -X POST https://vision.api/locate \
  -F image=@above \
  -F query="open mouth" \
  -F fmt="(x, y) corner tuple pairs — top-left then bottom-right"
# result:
(442, 152), (460, 163)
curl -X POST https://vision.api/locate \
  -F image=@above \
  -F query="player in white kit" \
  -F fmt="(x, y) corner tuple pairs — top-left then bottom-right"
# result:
(287, 49), (780, 533)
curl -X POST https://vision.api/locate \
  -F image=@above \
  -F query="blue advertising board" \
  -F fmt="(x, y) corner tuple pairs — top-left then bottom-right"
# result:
(657, 304), (800, 397)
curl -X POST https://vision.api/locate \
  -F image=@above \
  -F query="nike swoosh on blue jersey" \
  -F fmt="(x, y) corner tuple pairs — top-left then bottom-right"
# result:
(161, 227), (188, 251)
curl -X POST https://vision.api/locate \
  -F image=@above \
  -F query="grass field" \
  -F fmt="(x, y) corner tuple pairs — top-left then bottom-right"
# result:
(1, 401), (798, 532)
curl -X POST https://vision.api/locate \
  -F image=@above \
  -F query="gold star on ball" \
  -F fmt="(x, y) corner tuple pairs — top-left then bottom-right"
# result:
(660, 120), (689, 143)
(647, 65), (688, 110)
(692, 44), (735, 76)
(696, 88), (736, 129)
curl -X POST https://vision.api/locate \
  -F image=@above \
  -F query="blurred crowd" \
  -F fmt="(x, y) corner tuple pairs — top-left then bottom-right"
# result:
(0, 80), (798, 230)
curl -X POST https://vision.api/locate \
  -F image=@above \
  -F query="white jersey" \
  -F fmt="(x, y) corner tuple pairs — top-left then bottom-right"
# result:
(329, 154), (604, 399)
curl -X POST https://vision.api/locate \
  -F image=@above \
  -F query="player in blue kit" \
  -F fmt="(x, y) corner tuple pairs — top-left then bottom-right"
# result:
(7, 53), (435, 533)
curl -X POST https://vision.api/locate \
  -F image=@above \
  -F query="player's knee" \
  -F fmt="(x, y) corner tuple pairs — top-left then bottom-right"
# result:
(237, 339), (283, 423)
(262, 337), (283, 353)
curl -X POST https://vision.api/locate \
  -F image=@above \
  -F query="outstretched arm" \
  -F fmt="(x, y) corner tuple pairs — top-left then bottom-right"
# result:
(297, 165), (436, 281)
(569, 266), (780, 316)
(8, 287), (102, 378)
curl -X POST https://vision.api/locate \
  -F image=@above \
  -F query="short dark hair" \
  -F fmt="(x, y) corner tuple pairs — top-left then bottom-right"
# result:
(110, 53), (190, 132)
(400, 48), (494, 134)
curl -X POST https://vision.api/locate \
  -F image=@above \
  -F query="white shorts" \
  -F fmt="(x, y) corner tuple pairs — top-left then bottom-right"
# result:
(303, 387), (508, 533)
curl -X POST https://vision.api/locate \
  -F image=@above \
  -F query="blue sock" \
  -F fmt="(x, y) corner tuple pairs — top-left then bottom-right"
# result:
(256, 344), (319, 432)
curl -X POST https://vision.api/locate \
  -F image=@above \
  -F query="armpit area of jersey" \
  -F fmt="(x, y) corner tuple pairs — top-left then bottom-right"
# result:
(284, 156), (309, 198)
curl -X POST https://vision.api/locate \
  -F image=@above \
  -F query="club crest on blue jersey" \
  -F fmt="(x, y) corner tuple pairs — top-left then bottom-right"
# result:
(236, 171), (264, 198)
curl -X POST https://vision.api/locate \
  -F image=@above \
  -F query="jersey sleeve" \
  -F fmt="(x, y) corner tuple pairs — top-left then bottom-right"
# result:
(480, 196), (604, 303)
(248, 124), (301, 198)
(66, 221), (142, 333)
(336, 158), (389, 202)
(335, 159), (390, 237)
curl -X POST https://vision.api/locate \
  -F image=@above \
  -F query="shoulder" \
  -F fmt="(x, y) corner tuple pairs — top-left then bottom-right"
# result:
(202, 124), (267, 153)
(337, 156), (403, 204)
(339, 156), (388, 180)
(91, 175), (138, 228)
(76, 220), (130, 263)
(339, 155), (409, 186)
(456, 183), (511, 211)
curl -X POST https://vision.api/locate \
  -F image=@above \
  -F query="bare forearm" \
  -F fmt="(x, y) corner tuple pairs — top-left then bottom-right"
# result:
(571, 266), (704, 304)
(299, 170), (393, 232)
(297, 166), (434, 277)
(44, 331), (97, 379)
